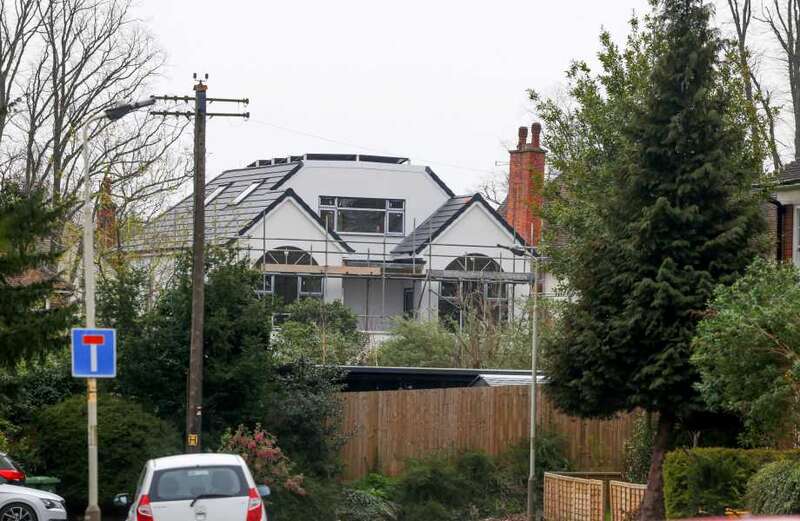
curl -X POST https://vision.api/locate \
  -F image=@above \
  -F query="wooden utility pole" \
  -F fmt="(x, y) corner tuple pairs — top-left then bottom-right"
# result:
(153, 75), (249, 453)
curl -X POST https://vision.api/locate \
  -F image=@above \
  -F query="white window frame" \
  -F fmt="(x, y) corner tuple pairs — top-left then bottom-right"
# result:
(232, 181), (261, 205)
(204, 184), (228, 206)
(318, 196), (405, 236)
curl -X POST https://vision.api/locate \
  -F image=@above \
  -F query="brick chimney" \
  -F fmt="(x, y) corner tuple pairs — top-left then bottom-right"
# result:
(503, 122), (545, 245)
(96, 175), (117, 250)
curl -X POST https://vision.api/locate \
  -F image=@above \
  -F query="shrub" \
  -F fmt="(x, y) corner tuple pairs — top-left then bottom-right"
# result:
(622, 413), (655, 484)
(266, 475), (341, 521)
(663, 448), (800, 518)
(351, 472), (400, 500)
(378, 318), (456, 368)
(337, 489), (398, 521)
(747, 460), (800, 515)
(393, 438), (570, 521)
(28, 394), (180, 510)
(218, 424), (304, 495)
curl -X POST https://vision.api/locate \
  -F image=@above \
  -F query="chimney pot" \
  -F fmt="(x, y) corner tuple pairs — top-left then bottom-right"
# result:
(517, 126), (528, 149)
(531, 122), (542, 148)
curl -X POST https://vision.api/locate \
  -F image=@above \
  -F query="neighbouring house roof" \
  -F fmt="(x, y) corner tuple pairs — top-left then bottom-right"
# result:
(4, 266), (73, 292)
(777, 160), (800, 186)
(337, 365), (538, 392)
(392, 193), (527, 255)
(470, 373), (548, 387)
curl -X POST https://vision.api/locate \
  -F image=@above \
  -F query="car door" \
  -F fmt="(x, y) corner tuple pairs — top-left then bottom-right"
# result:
(148, 466), (249, 521)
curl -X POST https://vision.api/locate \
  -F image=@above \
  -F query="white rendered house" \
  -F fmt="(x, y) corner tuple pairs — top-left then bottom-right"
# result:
(129, 148), (550, 340)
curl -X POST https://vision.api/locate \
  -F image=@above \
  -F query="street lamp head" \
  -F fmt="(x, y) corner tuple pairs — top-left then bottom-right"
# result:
(104, 96), (156, 121)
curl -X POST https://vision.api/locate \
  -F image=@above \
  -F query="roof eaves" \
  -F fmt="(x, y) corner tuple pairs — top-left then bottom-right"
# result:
(269, 161), (305, 190)
(411, 194), (477, 255)
(424, 166), (455, 198)
(471, 193), (529, 246)
(237, 188), (355, 253)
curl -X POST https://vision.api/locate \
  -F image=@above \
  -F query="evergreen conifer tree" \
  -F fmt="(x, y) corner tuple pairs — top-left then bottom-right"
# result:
(0, 184), (75, 368)
(544, 1), (765, 517)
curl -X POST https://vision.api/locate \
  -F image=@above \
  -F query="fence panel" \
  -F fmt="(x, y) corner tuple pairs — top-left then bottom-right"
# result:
(609, 480), (646, 521)
(339, 385), (637, 480)
(543, 472), (605, 521)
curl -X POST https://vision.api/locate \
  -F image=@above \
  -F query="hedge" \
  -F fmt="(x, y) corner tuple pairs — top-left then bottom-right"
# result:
(664, 448), (800, 518)
(746, 460), (800, 515)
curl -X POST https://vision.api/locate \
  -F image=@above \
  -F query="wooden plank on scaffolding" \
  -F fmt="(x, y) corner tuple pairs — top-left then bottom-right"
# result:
(261, 265), (381, 276)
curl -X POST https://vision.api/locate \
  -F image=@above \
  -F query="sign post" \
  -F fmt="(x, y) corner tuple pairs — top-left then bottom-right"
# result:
(72, 328), (116, 521)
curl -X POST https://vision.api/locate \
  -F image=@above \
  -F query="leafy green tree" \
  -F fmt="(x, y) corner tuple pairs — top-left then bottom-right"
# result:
(0, 184), (75, 367)
(0, 348), (81, 427)
(97, 263), (149, 338)
(540, 1), (766, 516)
(262, 358), (346, 478)
(113, 248), (272, 441)
(274, 299), (367, 365)
(379, 307), (536, 369)
(692, 259), (800, 447)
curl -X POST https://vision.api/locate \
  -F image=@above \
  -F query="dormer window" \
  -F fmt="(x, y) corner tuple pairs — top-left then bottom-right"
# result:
(204, 184), (228, 206)
(232, 182), (261, 205)
(319, 196), (405, 235)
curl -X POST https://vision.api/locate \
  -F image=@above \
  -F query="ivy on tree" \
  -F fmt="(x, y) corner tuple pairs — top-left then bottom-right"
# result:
(0, 184), (75, 368)
(541, 1), (765, 518)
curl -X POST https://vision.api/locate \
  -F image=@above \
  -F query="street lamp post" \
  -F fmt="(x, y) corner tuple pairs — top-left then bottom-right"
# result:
(497, 243), (544, 521)
(81, 97), (154, 521)
(527, 253), (540, 521)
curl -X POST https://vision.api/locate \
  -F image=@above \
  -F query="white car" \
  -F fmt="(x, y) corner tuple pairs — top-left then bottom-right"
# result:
(0, 480), (67, 521)
(114, 453), (270, 521)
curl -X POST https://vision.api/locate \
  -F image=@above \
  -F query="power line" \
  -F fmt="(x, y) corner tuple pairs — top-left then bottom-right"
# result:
(247, 118), (500, 176)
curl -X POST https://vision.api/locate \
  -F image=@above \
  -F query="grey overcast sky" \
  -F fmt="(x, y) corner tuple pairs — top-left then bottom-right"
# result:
(133, 0), (655, 195)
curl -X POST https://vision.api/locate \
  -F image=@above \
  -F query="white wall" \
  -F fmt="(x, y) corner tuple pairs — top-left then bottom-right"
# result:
(241, 197), (349, 301)
(416, 203), (563, 320)
(284, 160), (452, 256)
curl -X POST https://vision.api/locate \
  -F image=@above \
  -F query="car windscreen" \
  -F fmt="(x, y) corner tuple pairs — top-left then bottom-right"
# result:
(148, 465), (248, 502)
(0, 456), (18, 471)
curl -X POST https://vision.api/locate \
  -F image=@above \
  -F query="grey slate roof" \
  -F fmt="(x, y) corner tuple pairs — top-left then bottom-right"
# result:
(126, 161), (353, 252)
(127, 155), (457, 254)
(392, 195), (474, 255)
(778, 160), (800, 185)
(392, 193), (528, 255)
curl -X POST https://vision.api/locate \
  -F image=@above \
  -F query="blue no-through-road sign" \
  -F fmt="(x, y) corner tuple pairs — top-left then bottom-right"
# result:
(71, 328), (116, 378)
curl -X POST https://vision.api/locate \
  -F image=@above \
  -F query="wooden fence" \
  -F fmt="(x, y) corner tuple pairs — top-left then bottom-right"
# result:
(339, 385), (638, 480)
(543, 472), (605, 521)
(609, 480), (646, 521)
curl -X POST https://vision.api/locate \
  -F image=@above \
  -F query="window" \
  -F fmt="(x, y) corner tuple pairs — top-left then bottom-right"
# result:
(149, 466), (248, 502)
(255, 246), (323, 304)
(232, 181), (261, 205)
(403, 287), (415, 318)
(438, 254), (508, 328)
(319, 196), (405, 235)
(204, 184), (227, 205)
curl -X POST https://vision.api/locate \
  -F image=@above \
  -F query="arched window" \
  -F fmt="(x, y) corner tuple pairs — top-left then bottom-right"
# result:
(255, 246), (322, 304)
(438, 253), (507, 328)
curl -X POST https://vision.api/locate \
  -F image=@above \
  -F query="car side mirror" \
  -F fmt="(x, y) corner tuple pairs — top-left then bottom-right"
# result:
(112, 493), (130, 507)
(257, 485), (270, 498)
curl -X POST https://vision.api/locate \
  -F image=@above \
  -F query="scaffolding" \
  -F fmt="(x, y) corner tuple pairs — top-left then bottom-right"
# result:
(123, 197), (543, 343)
